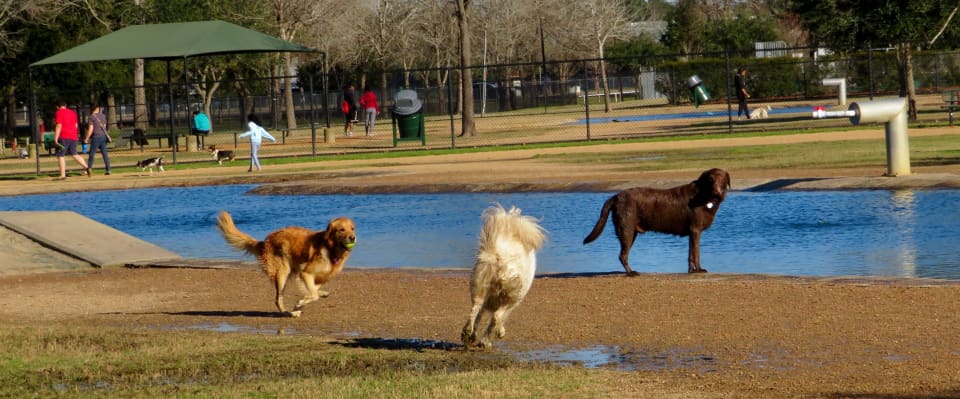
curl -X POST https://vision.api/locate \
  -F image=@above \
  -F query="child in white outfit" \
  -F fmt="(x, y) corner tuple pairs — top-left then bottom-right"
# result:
(238, 114), (277, 172)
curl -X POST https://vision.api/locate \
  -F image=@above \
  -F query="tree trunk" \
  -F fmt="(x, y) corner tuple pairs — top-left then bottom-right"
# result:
(600, 59), (612, 113)
(106, 94), (117, 132)
(284, 52), (297, 130)
(134, 58), (148, 130)
(905, 46), (917, 122)
(3, 85), (14, 155)
(456, 0), (476, 137)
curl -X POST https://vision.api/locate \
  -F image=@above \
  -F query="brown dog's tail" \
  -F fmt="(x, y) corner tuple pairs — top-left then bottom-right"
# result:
(216, 211), (262, 258)
(583, 195), (616, 244)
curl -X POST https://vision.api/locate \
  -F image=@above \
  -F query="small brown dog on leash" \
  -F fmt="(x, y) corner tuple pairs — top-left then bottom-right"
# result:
(583, 168), (731, 275)
(216, 211), (357, 317)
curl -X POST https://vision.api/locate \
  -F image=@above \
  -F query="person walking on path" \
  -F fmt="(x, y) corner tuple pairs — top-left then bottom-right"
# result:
(191, 110), (212, 151)
(359, 85), (379, 136)
(342, 84), (359, 137)
(734, 66), (751, 120)
(83, 103), (111, 175)
(238, 114), (276, 172)
(53, 100), (91, 180)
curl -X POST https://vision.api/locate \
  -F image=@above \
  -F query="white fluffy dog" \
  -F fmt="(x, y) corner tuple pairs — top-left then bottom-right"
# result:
(750, 104), (772, 119)
(461, 204), (546, 349)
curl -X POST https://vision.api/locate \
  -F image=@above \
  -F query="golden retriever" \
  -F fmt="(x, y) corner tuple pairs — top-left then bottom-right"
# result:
(462, 204), (546, 349)
(216, 211), (356, 317)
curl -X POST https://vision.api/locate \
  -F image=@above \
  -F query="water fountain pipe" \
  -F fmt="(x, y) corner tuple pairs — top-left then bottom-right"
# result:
(822, 78), (847, 105)
(812, 97), (911, 176)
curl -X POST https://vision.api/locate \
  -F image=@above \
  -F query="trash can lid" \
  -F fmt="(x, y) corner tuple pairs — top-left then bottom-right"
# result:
(393, 89), (422, 115)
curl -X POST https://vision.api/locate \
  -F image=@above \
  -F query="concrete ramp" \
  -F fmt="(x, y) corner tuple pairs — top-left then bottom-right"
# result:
(0, 211), (181, 267)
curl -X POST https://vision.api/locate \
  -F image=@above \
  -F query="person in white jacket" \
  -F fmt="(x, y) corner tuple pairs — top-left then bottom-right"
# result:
(238, 114), (277, 172)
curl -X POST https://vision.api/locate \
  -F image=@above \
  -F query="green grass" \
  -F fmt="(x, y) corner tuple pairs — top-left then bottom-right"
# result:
(536, 133), (960, 172)
(0, 325), (614, 398)
(4, 124), (959, 182)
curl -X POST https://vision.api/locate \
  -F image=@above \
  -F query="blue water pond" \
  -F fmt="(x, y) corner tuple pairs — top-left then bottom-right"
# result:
(1, 185), (957, 280)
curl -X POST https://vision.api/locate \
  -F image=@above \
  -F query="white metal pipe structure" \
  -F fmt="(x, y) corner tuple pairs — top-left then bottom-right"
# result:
(822, 78), (847, 105)
(812, 97), (911, 176)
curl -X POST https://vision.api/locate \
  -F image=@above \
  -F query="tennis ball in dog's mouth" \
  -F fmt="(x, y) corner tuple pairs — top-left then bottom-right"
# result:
(706, 202), (714, 209)
(344, 242), (356, 250)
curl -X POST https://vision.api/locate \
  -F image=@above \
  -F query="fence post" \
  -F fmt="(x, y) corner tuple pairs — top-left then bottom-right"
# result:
(867, 44), (875, 100)
(584, 60), (591, 141)
(309, 75), (317, 157)
(725, 49), (733, 133)
(448, 67), (456, 148)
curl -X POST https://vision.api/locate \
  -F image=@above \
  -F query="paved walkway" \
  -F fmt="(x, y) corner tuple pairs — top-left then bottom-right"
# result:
(0, 211), (181, 267)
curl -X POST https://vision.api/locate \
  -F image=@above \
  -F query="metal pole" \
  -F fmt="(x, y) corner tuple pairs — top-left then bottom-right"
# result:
(448, 68), (456, 148)
(29, 68), (40, 175)
(539, 15), (548, 113)
(584, 60), (591, 141)
(725, 49), (733, 133)
(322, 52), (330, 128)
(168, 60), (177, 164)
(867, 44), (875, 100)
(309, 74), (316, 157)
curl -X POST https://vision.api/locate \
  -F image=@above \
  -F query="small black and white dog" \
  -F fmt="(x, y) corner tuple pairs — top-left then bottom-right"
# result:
(207, 145), (236, 165)
(136, 156), (165, 176)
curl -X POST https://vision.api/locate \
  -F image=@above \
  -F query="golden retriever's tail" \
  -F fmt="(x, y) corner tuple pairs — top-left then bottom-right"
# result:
(478, 204), (546, 253)
(583, 195), (616, 244)
(216, 211), (262, 258)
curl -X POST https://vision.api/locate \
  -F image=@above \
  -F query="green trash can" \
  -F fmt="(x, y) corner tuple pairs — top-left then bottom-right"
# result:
(395, 111), (423, 139)
(392, 89), (425, 146)
(687, 75), (710, 107)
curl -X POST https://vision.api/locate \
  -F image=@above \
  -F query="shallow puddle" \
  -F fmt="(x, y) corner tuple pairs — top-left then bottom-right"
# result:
(509, 345), (719, 372)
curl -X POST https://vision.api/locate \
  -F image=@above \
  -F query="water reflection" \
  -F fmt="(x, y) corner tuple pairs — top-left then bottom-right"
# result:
(889, 190), (917, 278)
(1, 185), (958, 280)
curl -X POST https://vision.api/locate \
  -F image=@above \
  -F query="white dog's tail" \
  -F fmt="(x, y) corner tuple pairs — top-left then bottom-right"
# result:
(478, 204), (546, 254)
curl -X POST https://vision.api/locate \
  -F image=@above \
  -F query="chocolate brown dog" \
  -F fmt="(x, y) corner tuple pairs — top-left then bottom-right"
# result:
(583, 168), (731, 275)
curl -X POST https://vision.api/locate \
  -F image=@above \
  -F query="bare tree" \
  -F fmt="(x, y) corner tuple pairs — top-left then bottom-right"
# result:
(1, 0), (76, 153)
(473, 0), (540, 111)
(455, 0), (476, 136)
(269, 0), (329, 130)
(0, 0), (74, 56)
(579, 0), (631, 112)
(414, 0), (457, 91)
(364, 0), (421, 98)
(297, 4), (362, 93)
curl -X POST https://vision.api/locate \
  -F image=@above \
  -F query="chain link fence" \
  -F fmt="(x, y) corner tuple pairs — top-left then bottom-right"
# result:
(5, 46), (960, 175)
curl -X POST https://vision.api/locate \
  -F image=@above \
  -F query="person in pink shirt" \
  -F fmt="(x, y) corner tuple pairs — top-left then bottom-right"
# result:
(53, 99), (91, 180)
(359, 85), (379, 136)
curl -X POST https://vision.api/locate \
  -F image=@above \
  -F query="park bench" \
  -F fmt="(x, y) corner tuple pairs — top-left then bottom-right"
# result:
(941, 90), (960, 126)
(121, 128), (180, 151)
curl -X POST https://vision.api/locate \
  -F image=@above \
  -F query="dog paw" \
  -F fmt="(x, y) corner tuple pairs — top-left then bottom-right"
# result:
(288, 310), (302, 318)
(318, 290), (330, 298)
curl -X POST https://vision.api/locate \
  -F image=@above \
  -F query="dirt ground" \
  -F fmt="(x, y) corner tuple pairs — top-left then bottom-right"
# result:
(2, 130), (960, 398)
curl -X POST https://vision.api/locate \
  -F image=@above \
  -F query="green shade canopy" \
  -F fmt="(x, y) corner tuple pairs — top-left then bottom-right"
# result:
(31, 20), (314, 66)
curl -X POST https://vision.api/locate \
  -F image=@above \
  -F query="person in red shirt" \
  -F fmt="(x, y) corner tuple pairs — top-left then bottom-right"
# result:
(53, 100), (91, 180)
(359, 85), (379, 136)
